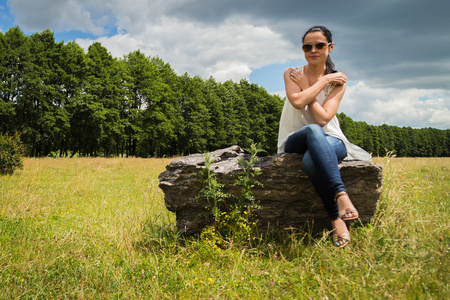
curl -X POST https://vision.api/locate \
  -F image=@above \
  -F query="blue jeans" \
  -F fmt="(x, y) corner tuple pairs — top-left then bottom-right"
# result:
(285, 124), (347, 219)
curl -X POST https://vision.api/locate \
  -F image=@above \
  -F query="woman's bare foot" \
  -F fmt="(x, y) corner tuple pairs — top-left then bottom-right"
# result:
(335, 191), (359, 220)
(331, 218), (350, 248)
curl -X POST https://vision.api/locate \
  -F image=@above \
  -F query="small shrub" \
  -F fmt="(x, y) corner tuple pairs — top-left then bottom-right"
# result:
(196, 154), (230, 224)
(196, 143), (263, 246)
(0, 132), (24, 175)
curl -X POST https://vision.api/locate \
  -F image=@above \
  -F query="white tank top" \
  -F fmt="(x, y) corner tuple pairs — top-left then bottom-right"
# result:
(277, 66), (371, 161)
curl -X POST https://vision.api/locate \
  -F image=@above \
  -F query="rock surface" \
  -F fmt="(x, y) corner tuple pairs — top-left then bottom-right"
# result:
(158, 145), (383, 234)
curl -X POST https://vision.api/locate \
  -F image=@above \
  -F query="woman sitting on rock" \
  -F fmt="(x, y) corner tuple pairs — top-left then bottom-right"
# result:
(277, 25), (371, 247)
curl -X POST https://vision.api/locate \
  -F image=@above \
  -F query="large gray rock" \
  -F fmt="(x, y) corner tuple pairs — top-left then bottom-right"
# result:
(158, 145), (383, 235)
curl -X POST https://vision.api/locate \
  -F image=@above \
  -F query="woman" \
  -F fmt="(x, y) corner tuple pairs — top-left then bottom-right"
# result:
(277, 26), (371, 248)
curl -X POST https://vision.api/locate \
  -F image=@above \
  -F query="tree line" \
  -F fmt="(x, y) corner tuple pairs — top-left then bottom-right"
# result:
(337, 113), (449, 157)
(0, 27), (283, 157)
(1, 27), (449, 158)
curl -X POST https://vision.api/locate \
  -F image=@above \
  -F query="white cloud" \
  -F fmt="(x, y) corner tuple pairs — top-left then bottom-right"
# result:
(271, 83), (450, 129)
(207, 61), (252, 83)
(341, 83), (450, 129)
(271, 91), (286, 98)
(10, 0), (299, 82)
(76, 16), (298, 82)
(75, 34), (143, 58)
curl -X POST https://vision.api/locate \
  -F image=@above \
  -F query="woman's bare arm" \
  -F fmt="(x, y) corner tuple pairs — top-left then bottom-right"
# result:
(284, 68), (329, 109)
(308, 83), (346, 126)
(284, 68), (347, 110)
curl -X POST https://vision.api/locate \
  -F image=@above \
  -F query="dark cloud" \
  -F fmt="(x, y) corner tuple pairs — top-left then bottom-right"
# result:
(166, 0), (450, 90)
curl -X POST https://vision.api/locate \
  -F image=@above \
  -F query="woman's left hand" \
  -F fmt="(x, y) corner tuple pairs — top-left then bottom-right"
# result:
(324, 72), (347, 85)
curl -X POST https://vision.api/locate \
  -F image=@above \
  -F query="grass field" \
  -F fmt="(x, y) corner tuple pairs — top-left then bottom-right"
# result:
(0, 156), (449, 299)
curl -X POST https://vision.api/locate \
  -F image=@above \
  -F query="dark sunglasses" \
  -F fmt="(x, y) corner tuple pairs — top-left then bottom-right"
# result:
(302, 42), (331, 53)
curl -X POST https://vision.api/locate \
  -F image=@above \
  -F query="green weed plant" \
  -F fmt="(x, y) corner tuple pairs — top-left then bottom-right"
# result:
(196, 144), (263, 248)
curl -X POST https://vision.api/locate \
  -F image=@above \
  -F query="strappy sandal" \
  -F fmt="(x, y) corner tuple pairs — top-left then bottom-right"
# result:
(335, 191), (359, 221)
(333, 232), (350, 248)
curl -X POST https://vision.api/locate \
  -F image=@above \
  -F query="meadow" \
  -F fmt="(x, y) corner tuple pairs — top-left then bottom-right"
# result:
(0, 156), (448, 299)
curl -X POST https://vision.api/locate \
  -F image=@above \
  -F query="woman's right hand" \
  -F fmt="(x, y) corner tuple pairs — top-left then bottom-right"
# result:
(324, 72), (347, 85)
(289, 68), (309, 90)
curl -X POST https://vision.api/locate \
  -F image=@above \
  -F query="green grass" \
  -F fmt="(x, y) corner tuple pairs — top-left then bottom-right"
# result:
(0, 156), (449, 299)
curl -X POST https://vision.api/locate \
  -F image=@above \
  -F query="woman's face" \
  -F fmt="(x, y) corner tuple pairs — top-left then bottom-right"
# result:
(302, 31), (334, 65)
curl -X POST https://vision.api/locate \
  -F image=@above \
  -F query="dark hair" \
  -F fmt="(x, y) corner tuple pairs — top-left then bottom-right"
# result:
(302, 26), (336, 74)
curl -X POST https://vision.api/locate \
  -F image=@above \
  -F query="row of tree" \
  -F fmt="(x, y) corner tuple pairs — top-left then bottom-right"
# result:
(337, 114), (449, 157)
(1, 27), (449, 157)
(0, 27), (283, 157)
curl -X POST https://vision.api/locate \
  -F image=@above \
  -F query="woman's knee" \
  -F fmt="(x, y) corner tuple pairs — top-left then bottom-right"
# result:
(303, 124), (326, 144)
(304, 123), (322, 132)
(304, 124), (325, 136)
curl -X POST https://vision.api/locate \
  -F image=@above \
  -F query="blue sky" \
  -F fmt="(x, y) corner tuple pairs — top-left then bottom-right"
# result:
(1, 0), (449, 129)
(250, 62), (297, 93)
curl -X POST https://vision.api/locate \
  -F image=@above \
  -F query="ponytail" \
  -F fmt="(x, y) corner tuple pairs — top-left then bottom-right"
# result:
(325, 56), (336, 74)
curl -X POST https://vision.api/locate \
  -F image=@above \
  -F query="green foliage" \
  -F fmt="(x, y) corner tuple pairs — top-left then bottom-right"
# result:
(337, 113), (450, 157)
(196, 143), (263, 247)
(0, 132), (24, 175)
(195, 154), (230, 223)
(1, 27), (284, 157)
(233, 143), (263, 219)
